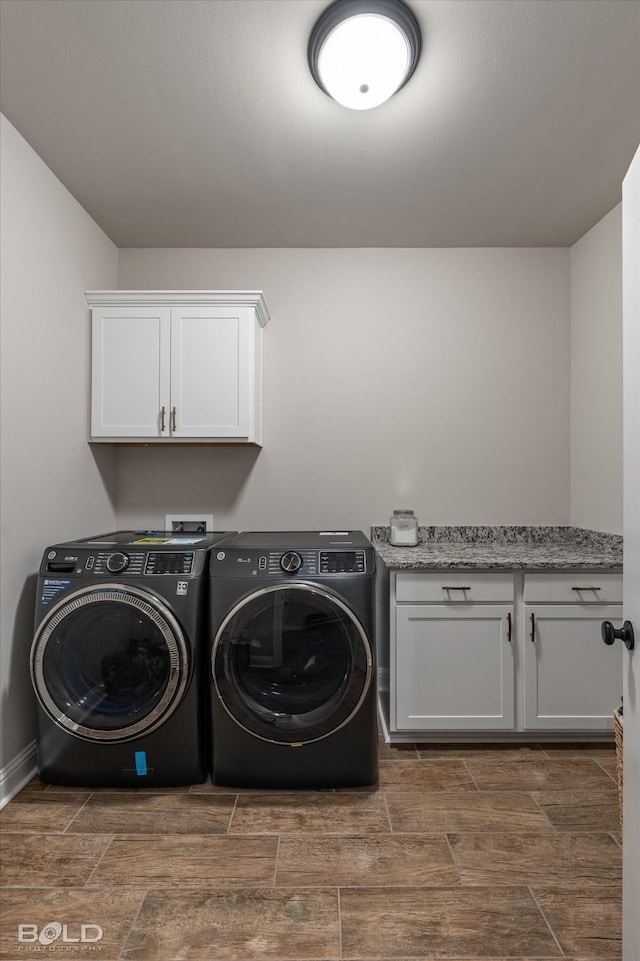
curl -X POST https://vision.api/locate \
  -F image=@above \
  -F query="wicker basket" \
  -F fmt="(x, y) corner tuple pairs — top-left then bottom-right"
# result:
(613, 705), (623, 828)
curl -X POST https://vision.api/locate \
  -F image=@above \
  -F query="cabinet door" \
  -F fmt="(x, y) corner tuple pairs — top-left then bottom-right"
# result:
(91, 307), (170, 438)
(523, 604), (623, 731)
(395, 605), (514, 731)
(170, 307), (251, 438)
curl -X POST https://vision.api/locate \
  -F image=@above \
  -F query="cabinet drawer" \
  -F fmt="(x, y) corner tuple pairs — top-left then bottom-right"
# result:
(523, 573), (623, 604)
(395, 572), (514, 603)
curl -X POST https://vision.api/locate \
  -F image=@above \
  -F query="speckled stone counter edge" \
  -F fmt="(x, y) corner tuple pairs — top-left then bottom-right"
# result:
(370, 525), (622, 548)
(370, 525), (623, 571)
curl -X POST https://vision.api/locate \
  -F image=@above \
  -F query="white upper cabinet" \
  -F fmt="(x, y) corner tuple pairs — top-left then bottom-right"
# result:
(87, 291), (269, 444)
(169, 305), (252, 439)
(91, 305), (171, 438)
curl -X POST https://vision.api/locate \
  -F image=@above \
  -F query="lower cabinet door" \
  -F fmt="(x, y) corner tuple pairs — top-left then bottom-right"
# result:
(395, 605), (515, 731)
(523, 604), (623, 731)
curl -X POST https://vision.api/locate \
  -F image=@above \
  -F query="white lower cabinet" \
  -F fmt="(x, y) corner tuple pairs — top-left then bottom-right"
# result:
(394, 572), (515, 732)
(396, 604), (514, 730)
(392, 570), (623, 736)
(523, 574), (623, 731)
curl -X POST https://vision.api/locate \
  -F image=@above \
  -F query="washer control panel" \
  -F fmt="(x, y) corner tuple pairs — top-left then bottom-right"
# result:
(43, 549), (196, 577)
(145, 552), (194, 575)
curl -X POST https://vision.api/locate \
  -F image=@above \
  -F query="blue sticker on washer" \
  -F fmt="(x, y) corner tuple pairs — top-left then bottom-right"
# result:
(134, 751), (148, 776)
(41, 579), (71, 606)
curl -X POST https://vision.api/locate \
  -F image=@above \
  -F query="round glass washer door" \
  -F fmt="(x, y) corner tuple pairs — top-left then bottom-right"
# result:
(30, 584), (189, 742)
(212, 583), (373, 744)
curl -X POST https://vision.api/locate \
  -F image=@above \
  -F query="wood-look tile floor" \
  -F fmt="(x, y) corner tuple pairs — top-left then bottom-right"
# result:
(0, 741), (621, 961)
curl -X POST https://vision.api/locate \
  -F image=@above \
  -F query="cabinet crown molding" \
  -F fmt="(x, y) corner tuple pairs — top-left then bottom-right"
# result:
(85, 290), (270, 327)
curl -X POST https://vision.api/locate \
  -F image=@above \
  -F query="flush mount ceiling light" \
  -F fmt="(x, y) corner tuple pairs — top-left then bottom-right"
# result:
(308, 0), (421, 110)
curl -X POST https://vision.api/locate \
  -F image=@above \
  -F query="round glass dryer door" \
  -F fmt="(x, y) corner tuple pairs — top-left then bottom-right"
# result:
(31, 585), (188, 742)
(212, 584), (373, 744)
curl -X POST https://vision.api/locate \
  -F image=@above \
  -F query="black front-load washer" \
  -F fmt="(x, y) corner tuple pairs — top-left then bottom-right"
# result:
(209, 531), (378, 788)
(31, 530), (233, 786)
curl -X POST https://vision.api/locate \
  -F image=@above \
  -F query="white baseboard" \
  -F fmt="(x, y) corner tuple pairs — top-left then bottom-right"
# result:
(0, 740), (37, 809)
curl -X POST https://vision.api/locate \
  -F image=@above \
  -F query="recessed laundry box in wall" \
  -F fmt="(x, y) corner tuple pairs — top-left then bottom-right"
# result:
(86, 290), (270, 444)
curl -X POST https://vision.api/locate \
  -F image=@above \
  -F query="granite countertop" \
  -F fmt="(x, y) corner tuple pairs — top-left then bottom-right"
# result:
(371, 526), (623, 571)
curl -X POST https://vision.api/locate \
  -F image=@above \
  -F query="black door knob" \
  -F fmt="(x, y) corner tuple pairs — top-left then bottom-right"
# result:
(601, 620), (635, 651)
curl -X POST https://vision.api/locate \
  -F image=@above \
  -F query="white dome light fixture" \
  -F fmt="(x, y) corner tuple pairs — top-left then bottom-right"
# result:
(308, 0), (421, 111)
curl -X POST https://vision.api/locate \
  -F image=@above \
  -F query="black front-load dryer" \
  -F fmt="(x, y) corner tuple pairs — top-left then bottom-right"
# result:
(209, 531), (378, 788)
(31, 530), (233, 786)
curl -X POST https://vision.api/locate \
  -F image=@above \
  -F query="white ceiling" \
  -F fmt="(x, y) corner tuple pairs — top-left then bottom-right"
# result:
(1, 0), (639, 248)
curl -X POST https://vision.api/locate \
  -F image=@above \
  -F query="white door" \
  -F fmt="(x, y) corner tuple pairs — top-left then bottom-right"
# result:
(170, 306), (251, 438)
(91, 307), (171, 437)
(622, 144), (640, 961)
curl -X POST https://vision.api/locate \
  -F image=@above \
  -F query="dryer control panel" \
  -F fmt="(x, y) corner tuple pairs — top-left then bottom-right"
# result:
(319, 551), (366, 574)
(212, 549), (368, 576)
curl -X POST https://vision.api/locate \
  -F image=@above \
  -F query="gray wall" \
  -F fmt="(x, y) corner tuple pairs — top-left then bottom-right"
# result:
(570, 204), (623, 534)
(0, 115), (118, 798)
(118, 246), (571, 532)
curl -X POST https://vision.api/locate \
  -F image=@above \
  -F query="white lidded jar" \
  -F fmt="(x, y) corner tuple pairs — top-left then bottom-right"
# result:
(389, 509), (419, 546)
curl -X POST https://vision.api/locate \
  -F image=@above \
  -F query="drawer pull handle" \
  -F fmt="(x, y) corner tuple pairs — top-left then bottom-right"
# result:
(530, 612), (536, 643)
(160, 406), (166, 432)
(442, 586), (471, 591)
(171, 406), (177, 432)
(506, 612), (512, 644)
(571, 586), (601, 592)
